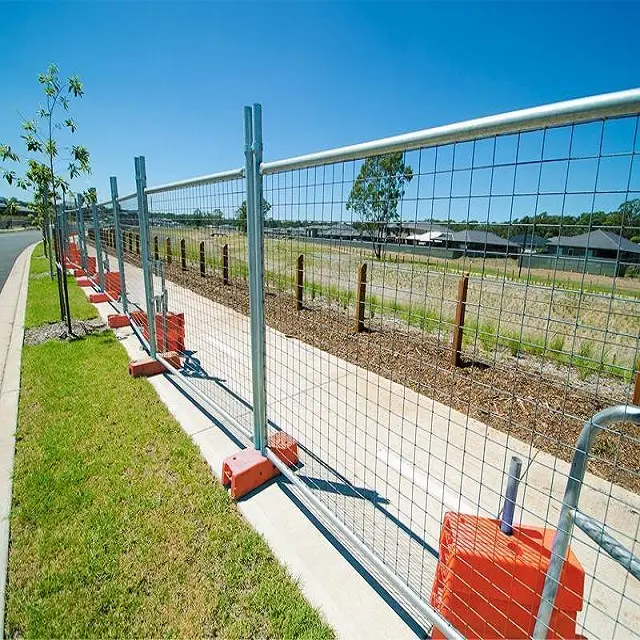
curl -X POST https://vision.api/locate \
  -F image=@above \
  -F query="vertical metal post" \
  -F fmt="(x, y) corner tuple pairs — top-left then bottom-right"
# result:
(75, 193), (88, 273)
(91, 201), (105, 291)
(245, 104), (268, 454)
(134, 157), (157, 358)
(110, 177), (128, 315)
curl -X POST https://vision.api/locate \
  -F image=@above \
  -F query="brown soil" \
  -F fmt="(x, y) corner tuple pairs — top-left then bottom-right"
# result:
(106, 244), (640, 494)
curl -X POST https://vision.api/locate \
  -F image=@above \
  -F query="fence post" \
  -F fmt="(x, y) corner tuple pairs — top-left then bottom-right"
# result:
(134, 156), (157, 357)
(199, 241), (206, 277)
(222, 243), (230, 285)
(451, 274), (469, 368)
(135, 233), (140, 255)
(91, 201), (105, 291)
(110, 177), (128, 315)
(180, 238), (187, 270)
(154, 235), (159, 261)
(245, 103), (268, 454)
(355, 262), (367, 332)
(128, 231), (133, 253)
(75, 193), (88, 273)
(633, 372), (640, 405)
(166, 237), (172, 265)
(297, 254), (304, 311)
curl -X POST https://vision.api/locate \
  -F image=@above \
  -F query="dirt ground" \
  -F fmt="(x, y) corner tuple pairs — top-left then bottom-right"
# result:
(157, 258), (639, 494)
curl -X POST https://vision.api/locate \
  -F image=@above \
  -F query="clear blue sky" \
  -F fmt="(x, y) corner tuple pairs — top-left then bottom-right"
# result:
(1, 1), (639, 216)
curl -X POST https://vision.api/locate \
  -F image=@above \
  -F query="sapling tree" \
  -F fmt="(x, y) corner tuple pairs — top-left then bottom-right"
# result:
(0, 63), (92, 330)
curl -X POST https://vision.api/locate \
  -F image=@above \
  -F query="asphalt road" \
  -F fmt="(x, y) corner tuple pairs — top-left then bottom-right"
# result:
(0, 230), (41, 294)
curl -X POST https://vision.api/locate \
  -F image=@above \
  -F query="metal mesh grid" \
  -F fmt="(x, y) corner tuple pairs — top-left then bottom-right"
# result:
(145, 178), (253, 436)
(259, 115), (640, 638)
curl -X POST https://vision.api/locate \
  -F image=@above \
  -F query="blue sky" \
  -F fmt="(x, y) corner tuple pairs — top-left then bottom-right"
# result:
(1, 1), (639, 221)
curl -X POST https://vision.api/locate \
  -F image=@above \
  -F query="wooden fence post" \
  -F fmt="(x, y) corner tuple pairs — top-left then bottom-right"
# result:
(200, 241), (206, 277)
(128, 232), (133, 253)
(166, 237), (172, 265)
(180, 239), (187, 270)
(135, 234), (140, 255)
(297, 254), (304, 311)
(222, 244), (229, 285)
(355, 262), (367, 333)
(633, 371), (640, 406)
(451, 274), (469, 368)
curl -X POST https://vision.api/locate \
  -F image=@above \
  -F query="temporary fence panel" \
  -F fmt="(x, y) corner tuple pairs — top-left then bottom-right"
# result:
(89, 90), (640, 639)
(257, 93), (640, 638)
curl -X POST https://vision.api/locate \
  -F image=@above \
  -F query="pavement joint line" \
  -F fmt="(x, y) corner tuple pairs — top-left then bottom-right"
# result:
(0, 242), (38, 638)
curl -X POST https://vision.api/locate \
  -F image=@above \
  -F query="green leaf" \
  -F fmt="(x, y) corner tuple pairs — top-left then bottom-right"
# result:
(68, 76), (83, 97)
(64, 118), (77, 133)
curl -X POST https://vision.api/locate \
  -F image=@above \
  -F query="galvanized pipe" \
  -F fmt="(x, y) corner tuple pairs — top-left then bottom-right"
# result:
(144, 167), (245, 195)
(261, 88), (640, 174)
(91, 201), (105, 291)
(572, 510), (640, 582)
(134, 157), (157, 358)
(533, 405), (640, 639)
(245, 104), (268, 454)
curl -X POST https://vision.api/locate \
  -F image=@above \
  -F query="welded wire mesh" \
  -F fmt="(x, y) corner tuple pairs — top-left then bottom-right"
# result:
(145, 177), (253, 436)
(259, 115), (640, 638)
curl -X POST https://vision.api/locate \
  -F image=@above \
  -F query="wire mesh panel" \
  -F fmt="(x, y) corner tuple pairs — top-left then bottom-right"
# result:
(258, 111), (640, 637)
(145, 175), (253, 436)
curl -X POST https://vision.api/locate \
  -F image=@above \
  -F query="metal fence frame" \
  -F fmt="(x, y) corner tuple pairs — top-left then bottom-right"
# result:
(83, 88), (640, 639)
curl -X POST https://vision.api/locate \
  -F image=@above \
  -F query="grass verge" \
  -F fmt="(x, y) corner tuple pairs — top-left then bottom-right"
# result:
(7, 249), (333, 638)
(25, 243), (98, 329)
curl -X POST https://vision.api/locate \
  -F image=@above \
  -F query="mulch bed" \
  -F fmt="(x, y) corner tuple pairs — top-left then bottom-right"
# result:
(106, 246), (640, 493)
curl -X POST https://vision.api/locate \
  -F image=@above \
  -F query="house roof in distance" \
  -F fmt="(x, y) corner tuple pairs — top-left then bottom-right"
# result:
(546, 229), (640, 254)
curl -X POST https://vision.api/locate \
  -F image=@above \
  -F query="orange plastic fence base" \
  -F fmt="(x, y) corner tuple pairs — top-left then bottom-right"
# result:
(76, 278), (93, 288)
(128, 352), (181, 378)
(107, 314), (130, 329)
(222, 433), (298, 499)
(74, 268), (86, 277)
(430, 513), (584, 639)
(89, 292), (109, 303)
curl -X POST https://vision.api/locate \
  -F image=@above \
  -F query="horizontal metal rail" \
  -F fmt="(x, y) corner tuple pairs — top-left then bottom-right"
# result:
(95, 190), (138, 208)
(265, 449), (465, 640)
(144, 167), (245, 195)
(261, 88), (640, 174)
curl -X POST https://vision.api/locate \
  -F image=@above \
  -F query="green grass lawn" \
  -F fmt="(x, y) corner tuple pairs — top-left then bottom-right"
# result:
(25, 243), (98, 329)
(7, 248), (333, 638)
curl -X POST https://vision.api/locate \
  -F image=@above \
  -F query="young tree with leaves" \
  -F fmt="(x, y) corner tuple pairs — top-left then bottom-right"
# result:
(346, 153), (413, 259)
(0, 63), (91, 329)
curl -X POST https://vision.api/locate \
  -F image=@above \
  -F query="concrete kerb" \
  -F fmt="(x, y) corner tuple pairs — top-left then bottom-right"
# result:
(87, 299), (418, 640)
(0, 242), (38, 637)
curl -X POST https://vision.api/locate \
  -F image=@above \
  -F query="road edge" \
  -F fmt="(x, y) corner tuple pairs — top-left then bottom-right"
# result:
(0, 242), (38, 636)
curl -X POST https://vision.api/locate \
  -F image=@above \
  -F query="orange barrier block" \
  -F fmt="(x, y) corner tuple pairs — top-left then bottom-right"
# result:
(107, 314), (130, 329)
(89, 292), (109, 303)
(74, 268), (86, 277)
(222, 433), (298, 500)
(76, 278), (93, 288)
(104, 272), (121, 299)
(128, 352), (181, 378)
(430, 513), (584, 639)
(129, 311), (185, 353)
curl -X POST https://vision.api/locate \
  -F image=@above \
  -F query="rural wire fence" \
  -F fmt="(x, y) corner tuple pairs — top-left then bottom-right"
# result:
(68, 90), (640, 639)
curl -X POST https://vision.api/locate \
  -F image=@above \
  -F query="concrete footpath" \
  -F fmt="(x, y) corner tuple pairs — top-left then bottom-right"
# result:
(0, 243), (36, 637)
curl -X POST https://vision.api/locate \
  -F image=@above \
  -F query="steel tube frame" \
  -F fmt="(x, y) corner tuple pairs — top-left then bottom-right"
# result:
(533, 404), (640, 638)
(245, 104), (268, 454)
(75, 193), (89, 273)
(134, 157), (157, 358)
(110, 177), (128, 315)
(261, 88), (640, 174)
(145, 167), (245, 195)
(91, 201), (105, 291)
